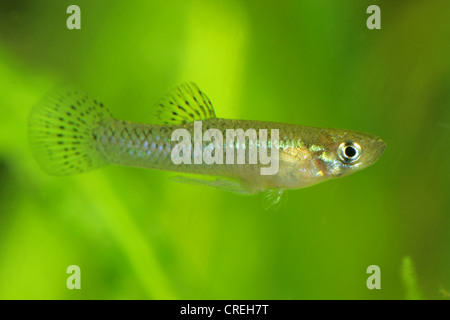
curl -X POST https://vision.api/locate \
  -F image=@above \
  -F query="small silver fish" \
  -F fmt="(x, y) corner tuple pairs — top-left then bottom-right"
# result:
(28, 83), (385, 204)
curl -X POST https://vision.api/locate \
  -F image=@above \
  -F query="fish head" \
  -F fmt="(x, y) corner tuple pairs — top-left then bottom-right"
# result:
(308, 128), (386, 180)
(273, 127), (385, 190)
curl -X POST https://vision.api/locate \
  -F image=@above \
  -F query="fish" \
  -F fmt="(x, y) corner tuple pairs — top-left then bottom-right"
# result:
(28, 83), (385, 206)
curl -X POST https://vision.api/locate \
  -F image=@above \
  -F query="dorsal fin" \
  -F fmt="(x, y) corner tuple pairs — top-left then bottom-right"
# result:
(153, 82), (217, 125)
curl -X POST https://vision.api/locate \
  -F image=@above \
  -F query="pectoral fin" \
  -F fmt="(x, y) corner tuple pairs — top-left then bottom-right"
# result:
(263, 189), (286, 211)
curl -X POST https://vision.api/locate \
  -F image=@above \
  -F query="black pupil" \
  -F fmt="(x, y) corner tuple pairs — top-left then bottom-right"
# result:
(344, 146), (357, 158)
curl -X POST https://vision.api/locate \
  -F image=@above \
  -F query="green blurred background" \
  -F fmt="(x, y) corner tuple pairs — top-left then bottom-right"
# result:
(0, 0), (449, 299)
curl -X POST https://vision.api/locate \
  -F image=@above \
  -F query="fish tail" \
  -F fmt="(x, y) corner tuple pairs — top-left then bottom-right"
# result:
(28, 85), (113, 176)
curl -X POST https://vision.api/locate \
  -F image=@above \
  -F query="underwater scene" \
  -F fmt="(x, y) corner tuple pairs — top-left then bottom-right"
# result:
(0, 0), (449, 300)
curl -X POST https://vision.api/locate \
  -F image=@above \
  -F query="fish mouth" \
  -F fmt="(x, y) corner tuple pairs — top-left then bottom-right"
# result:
(374, 138), (386, 160)
(377, 138), (386, 152)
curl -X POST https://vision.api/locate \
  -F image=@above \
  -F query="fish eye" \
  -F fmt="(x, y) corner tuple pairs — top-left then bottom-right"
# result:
(338, 141), (361, 164)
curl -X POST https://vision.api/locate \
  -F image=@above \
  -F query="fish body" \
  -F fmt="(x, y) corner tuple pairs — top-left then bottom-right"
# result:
(28, 83), (385, 197)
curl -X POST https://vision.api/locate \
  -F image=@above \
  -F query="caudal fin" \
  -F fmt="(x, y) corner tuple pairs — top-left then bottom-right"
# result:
(28, 85), (113, 176)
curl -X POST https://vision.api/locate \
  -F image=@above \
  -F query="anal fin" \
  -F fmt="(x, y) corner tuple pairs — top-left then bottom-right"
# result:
(171, 175), (251, 194)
